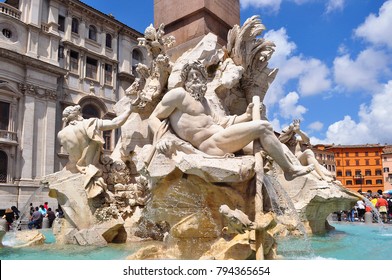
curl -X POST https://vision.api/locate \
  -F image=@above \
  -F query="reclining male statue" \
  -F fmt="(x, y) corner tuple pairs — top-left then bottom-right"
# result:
(148, 60), (314, 179)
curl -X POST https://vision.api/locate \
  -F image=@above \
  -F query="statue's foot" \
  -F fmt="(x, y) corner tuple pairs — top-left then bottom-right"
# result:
(284, 164), (314, 181)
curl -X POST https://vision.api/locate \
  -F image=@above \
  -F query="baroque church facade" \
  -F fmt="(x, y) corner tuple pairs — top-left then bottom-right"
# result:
(0, 0), (147, 209)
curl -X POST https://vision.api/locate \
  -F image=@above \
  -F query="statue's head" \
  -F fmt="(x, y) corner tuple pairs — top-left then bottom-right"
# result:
(62, 105), (82, 123)
(181, 61), (208, 101)
(144, 24), (157, 41)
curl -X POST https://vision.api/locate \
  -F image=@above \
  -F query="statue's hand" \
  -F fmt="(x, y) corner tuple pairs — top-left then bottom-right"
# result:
(245, 103), (254, 119)
(156, 138), (173, 155)
(292, 119), (301, 132)
(76, 165), (86, 174)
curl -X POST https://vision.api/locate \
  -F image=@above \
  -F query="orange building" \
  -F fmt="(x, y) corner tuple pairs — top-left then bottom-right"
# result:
(326, 144), (385, 194)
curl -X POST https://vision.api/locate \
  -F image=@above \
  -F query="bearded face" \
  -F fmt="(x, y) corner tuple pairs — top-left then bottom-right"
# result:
(184, 68), (207, 101)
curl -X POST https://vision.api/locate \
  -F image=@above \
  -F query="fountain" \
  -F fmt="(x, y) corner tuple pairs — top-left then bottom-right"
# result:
(0, 16), (361, 260)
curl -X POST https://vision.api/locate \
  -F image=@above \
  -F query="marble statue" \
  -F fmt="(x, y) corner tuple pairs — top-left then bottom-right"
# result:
(58, 104), (132, 198)
(279, 119), (334, 182)
(111, 24), (174, 163)
(39, 16), (361, 257)
(149, 60), (314, 180)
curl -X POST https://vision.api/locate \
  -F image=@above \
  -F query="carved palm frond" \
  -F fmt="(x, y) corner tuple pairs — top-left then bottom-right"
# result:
(226, 15), (277, 102)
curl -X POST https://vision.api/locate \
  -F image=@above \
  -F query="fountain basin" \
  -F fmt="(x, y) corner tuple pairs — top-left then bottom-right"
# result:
(1, 223), (391, 260)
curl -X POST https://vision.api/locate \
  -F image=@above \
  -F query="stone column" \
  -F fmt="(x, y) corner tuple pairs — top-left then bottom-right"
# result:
(112, 34), (118, 60)
(47, 0), (59, 32)
(79, 51), (85, 79)
(44, 98), (56, 175)
(20, 94), (35, 180)
(26, 28), (39, 58)
(27, 0), (42, 26)
(65, 11), (72, 41)
(79, 19), (86, 46)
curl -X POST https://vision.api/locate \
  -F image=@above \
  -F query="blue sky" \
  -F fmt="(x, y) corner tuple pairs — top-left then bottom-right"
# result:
(81, 0), (392, 145)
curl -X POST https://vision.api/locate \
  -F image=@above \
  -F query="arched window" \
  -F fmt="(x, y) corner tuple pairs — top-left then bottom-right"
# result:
(81, 104), (100, 119)
(0, 150), (7, 183)
(132, 49), (143, 74)
(71, 18), (79, 34)
(105, 34), (112, 48)
(88, 25), (97, 41)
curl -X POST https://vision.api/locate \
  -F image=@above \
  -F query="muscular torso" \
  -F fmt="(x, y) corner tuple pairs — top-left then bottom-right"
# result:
(58, 121), (92, 167)
(169, 92), (223, 148)
(58, 122), (89, 159)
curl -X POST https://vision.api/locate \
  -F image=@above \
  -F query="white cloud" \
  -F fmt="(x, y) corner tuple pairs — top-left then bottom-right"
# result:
(290, 0), (314, 4)
(264, 28), (297, 65)
(315, 81), (392, 144)
(263, 28), (297, 106)
(239, 0), (346, 15)
(354, 0), (392, 49)
(298, 59), (331, 96)
(278, 91), (308, 120)
(357, 81), (392, 143)
(240, 0), (282, 12)
(264, 28), (332, 101)
(337, 44), (348, 55)
(308, 121), (324, 132)
(324, 116), (371, 144)
(269, 117), (283, 132)
(325, 0), (345, 14)
(333, 48), (389, 92)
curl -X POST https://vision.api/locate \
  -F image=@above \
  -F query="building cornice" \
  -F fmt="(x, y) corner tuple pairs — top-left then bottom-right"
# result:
(56, 0), (143, 39)
(0, 48), (67, 76)
(327, 144), (386, 150)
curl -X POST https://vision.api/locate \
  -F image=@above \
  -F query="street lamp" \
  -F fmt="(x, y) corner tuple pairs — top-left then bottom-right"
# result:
(354, 173), (364, 193)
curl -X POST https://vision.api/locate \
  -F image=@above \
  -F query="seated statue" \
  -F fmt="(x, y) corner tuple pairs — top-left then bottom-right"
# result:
(279, 119), (334, 182)
(148, 60), (314, 180)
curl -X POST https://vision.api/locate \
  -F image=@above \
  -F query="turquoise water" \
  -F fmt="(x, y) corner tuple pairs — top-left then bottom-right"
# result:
(1, 222), (391, 260)
(278, 222), (392, 260)
(0, 229), (148, 260)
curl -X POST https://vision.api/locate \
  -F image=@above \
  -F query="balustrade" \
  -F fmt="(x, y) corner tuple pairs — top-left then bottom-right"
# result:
(0, 3), (21, 20)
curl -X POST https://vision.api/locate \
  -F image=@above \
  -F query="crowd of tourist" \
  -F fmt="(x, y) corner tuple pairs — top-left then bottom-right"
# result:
(28, 202), (63, 230)
(337, 191), (392, 223)
(1, 201), (63, 231)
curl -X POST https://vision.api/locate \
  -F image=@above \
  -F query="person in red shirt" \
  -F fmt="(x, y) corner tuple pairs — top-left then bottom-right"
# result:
(43, 202), (49, 210)
(376, 195), (389, 223)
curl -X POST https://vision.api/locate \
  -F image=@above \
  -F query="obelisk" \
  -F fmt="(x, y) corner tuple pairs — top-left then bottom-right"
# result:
(154, 0), (240, 60)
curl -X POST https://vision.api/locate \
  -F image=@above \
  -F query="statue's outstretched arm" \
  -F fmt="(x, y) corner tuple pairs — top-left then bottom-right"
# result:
(99, 106), (132, 131)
